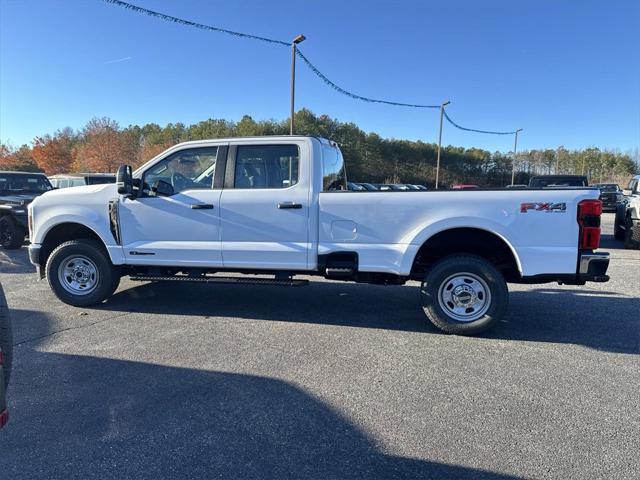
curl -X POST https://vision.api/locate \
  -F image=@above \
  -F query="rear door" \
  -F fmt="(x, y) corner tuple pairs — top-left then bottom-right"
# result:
(219, 141), (310, 270)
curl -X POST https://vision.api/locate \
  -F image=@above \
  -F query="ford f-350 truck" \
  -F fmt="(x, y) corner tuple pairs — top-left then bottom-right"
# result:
(27, 136), (610, 335)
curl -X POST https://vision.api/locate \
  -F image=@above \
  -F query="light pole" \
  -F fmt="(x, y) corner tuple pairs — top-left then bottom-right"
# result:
(435, 100), (450, 190)
(290, 34), (306, 135)
(510, 128), (523, 185)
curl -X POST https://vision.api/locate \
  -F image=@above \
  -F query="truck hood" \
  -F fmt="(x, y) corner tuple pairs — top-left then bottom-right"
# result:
(30, 183), (118, 208)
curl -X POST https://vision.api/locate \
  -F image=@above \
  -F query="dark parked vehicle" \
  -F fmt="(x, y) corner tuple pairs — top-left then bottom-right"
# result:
(451, 184), (479, 190)
(0, 282), (11, 428)
(48, 173), (116, 189)
(347, 182), (366, 191)
(358, 183), (379, 191)
(0, 171), (53, 249)
(529, 175), (588, 188)
(505, 184), (527, 189)
(592, 183), (622, 212)
(614, 175), (640, 248)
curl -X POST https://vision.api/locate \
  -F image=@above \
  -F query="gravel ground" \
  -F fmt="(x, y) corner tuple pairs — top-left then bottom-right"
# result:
(0, 213), (638, 479)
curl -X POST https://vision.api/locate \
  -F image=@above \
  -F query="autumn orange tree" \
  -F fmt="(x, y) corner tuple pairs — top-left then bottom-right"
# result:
(73, 117), (138, 173)
(0, 144), (40, 172)
(31, 129), (76, 174)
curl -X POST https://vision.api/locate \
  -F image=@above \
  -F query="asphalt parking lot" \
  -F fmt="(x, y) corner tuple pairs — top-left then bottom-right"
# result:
(0, 213), (638, 479)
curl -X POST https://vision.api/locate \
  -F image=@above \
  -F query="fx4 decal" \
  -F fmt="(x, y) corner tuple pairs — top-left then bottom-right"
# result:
(520, 202), (567, 213)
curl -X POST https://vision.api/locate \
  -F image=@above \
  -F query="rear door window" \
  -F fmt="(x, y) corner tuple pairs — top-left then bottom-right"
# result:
(234, 145), (299, 189)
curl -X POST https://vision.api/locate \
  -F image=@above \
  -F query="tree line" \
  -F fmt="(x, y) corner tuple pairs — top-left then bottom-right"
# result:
(1, 109), (637, 187)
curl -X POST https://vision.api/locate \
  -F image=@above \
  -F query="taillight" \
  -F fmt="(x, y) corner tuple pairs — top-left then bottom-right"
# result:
(578, 199), (602, 250)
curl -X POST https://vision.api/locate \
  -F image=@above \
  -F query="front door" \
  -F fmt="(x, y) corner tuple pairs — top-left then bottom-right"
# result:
(219, 142), (310, 270)
(119, 145), (225, 267)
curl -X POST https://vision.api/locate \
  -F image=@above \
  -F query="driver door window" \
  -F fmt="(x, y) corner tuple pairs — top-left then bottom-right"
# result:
(144, 147), (218, 195)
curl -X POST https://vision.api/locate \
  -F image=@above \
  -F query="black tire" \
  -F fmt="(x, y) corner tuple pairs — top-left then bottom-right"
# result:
(0, 216), (24, 250)
(614, 214), (625, 241)
(623, 215), (640, 249)
(45, 239), (116, 307)
(0, 282), (12, 389)
(421, 254), (508, 335)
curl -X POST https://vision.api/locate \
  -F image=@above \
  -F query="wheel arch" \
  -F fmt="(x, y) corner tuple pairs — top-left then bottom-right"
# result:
(39, 222), (112, 271)
(409, 225), (523, 281)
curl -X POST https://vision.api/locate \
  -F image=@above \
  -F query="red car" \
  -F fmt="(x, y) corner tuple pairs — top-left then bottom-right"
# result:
(451, 184), (479, 190)
(0, 282), (11, 428)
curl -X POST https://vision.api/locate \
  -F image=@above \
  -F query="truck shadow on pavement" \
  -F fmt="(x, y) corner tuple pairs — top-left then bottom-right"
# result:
(100, 280), (639, 355)
(1, 309), (520, 480)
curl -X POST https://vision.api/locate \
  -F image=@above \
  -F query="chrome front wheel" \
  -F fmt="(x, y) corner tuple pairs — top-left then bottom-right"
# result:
(57, 255), (100, 295)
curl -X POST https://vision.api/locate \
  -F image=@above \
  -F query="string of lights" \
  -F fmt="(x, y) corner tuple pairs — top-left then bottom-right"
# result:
(443, 110), (518, 135)
(100, 0), (519, 136)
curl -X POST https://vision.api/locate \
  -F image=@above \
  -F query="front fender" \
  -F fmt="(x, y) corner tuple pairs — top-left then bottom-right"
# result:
(34, 209), (124, 265)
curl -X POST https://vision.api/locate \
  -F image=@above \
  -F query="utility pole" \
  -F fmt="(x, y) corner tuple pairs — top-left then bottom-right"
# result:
(289, 34), (306, 135)
(435, 100), (450, 190)
(510, 128), (523, 185)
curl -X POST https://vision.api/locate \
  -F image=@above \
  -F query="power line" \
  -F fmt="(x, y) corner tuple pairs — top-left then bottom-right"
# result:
(443, 110), (518, 135)
(100, 0), (519, 132)
(295, 50), (439, 109)
(101, 0), (290, 46)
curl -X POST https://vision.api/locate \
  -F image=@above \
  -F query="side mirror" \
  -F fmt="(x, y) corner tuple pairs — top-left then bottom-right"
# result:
(151, 179), (175, 197)
(622, 189), (632, 196)
(116, 165), (134, 197)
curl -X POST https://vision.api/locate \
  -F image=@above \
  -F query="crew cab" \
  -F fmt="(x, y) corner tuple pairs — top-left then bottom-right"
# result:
(1, 171), (54, 249)
(27, 136), (610, 335)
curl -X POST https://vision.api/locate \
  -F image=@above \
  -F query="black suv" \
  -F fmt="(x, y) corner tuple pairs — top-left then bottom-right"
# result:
(0, 171), (53, 249)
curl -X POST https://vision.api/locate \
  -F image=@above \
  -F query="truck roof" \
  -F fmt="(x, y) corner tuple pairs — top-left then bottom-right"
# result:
(170, 135), (333, 148)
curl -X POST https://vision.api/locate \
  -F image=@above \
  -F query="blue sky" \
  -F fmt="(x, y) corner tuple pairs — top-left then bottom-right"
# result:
(1, 0), (638, 153)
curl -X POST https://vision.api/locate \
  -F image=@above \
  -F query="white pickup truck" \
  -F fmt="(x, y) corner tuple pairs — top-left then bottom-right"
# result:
(27, 136), (610, 335)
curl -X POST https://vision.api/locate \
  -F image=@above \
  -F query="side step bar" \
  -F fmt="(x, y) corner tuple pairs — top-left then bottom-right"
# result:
(129, 275), (309, 287)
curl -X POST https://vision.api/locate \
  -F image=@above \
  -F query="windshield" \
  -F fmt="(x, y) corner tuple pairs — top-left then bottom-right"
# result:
(0, 173), (53, 193)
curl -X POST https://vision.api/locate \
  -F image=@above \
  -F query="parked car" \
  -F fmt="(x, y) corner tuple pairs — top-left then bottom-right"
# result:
(529, 175), (588, 188)
(49, 173), (116, 189)
(592, 183), (622, 212)
(358, 183), (378, 191)
(0, 281), (11, 428)
(28, 136), (609, 335)
(506, 184), (527, 189)
(347, 182), (365, 191)
(614, 175), (640, 248)
(0, 171), (54, 249)
(451, 184), (479, 190)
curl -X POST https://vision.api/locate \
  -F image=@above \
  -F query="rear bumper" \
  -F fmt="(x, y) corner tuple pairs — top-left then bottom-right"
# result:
(578, 252), (610, 281)
(518, 251), (609, 285)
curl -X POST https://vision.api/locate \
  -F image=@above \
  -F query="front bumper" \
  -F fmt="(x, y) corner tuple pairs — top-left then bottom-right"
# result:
(28, 244), (44, 278)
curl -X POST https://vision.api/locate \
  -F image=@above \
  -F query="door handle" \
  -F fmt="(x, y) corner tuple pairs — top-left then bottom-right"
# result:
(190, 203), (214, 210)
(277, 202), (302, 209)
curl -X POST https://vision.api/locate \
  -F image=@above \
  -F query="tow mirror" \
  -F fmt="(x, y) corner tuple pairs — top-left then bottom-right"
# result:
(622, 189), (632, 196)
(116, 165), (134, 197)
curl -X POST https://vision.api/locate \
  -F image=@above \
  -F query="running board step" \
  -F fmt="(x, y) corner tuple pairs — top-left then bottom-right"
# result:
(129, 275), (308, 287)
